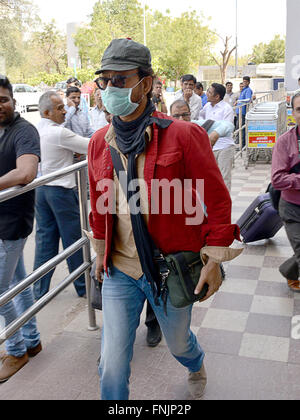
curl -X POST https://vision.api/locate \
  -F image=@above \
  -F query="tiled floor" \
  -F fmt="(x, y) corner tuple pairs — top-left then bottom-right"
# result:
(1, 157), (300, 400)
(200, 161), (297, 366)
(133, 158), (300, 400)
(125, 158), (300, 399)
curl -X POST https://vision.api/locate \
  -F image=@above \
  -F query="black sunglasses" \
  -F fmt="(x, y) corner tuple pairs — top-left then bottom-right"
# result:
(95, 73), (138, 90)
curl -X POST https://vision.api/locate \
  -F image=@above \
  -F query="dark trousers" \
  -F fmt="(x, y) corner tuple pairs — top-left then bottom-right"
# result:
(145, 300), (159, 329)
(278, 198), (300, 280)
(33, 186), (86, 300)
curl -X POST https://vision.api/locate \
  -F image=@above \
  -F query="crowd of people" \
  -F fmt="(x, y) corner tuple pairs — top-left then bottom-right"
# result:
(0, 38), (299, 402)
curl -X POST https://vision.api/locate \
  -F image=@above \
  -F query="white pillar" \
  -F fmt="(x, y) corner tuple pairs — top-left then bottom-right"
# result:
(285, 0), (300, 91)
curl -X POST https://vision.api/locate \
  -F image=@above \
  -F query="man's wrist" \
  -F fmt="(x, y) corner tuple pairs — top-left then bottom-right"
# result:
(206, 258), (219, 267)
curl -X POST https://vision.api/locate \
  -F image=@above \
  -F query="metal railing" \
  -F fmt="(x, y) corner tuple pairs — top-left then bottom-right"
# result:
(233, 88), (286, 159)
(233, 100), (251, 159)
(0, 160), (98, 347)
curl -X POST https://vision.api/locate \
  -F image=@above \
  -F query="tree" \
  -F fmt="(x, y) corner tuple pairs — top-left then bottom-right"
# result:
(211, 35), (236, 84)
(147, 10), (216, 86)
(74, 1), (216, 86)
(75, 0), (144, 68)
(29, 21), (68, 74)
(0, 0), (31, 12)
(0, 0), (39, 77)
(251, 35), (285, 64)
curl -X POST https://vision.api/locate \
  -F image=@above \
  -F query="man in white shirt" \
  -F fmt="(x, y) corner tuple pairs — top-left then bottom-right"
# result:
(90, 89), (109, 131)
(33, 91), (90, 300)
(170, 99), (234, 147)
(199, 83), (235, 192)
(174, 74), (202, 120)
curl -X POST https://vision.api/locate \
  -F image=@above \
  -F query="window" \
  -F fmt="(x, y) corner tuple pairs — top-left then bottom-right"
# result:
(25, 85), (34, 93)
(14, 86), (26, 93)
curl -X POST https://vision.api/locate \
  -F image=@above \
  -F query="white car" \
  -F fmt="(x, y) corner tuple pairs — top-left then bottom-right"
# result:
(12, 84), (42, 111)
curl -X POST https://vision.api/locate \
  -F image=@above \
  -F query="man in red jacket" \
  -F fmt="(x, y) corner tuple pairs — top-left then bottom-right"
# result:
(87, 38), (241, 400)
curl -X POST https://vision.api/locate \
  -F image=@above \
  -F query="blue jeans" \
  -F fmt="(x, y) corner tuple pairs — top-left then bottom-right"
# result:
(33, 186), (86, 300)
(99, 265), (205, 400)
(0, 239), (40, 357)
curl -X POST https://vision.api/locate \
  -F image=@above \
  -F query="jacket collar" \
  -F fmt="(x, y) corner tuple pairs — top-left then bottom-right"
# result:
(104, 114), (162, 207)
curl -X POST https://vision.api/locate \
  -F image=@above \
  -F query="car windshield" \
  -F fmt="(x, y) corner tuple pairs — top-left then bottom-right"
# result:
(25, 85), (34, 92)
(14, 85), (26, 93)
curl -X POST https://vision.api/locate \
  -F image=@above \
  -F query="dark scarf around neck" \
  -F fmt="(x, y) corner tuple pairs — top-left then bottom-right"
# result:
(111, 100), (173, 304)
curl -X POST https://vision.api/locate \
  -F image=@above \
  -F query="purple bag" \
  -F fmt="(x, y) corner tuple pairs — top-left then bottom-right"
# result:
(237, 193), (283, 243)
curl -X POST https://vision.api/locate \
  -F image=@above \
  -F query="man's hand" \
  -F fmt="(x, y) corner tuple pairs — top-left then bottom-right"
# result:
(67, 97), (76, 108)
(183, 88), (193, 102)
(95, 254), (104, 283)
(194, 259), (222, 302)
(208, 130), (220, 147)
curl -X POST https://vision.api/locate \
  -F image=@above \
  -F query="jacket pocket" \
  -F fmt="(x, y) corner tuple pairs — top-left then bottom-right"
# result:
(156, 151), (183, 167)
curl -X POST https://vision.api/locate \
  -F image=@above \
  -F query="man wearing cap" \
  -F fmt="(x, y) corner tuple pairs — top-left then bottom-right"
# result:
(87, 38), (241, 400)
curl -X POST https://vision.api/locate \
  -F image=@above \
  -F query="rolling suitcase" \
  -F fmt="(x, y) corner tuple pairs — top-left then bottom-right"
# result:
(237, 193), (283, 243)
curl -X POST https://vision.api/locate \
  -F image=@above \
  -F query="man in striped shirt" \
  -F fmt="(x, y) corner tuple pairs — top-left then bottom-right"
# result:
(64, 86), (95, 138)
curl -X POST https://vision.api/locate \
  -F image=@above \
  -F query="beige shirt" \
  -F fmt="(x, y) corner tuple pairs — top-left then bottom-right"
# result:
(105, 124), (151, 279)
(224, 92), (240, 107)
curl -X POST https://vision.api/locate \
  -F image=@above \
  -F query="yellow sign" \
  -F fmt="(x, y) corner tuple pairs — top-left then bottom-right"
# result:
(248, 132), (276, 148)
(287, 110), (296, 128)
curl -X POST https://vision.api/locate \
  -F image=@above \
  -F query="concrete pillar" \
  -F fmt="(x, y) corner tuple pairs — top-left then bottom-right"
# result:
(67, 22), (81, 71)
(285, 0), (300, 91)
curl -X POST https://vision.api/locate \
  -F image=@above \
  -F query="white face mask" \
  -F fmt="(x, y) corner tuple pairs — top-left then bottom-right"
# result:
(101, 78), (144, 117)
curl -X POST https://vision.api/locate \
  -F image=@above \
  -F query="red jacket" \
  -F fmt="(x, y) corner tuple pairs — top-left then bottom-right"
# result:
(88, 111), (240, 271)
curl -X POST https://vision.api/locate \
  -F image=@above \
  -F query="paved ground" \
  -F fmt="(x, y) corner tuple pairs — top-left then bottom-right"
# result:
(1, 117), (300, 400)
